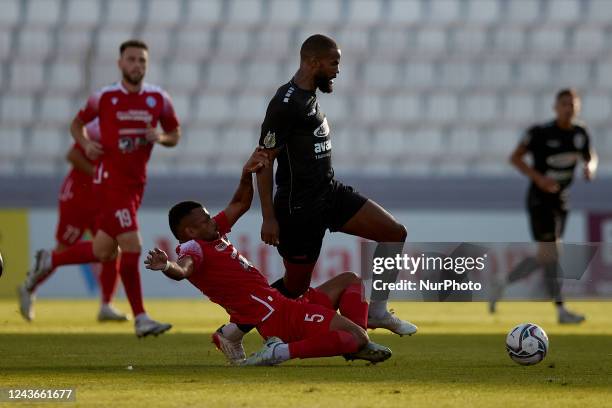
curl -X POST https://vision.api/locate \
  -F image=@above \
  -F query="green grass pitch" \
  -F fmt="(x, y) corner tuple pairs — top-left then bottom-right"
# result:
(1, 300), (611, 407)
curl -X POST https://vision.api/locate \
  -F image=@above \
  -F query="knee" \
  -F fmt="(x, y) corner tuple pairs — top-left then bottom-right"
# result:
(94, 247), (118, 262)
(338, 272), (361, 286)
(396, 223), (408, 242)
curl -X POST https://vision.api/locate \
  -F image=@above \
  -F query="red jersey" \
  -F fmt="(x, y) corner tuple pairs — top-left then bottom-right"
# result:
(59, 120), (101, 203)
(77, 82), (179, 188)
(176, 212), (277, 325)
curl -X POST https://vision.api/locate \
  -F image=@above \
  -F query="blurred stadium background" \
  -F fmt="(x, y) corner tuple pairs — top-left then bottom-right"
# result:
(0, 0), (611, 298)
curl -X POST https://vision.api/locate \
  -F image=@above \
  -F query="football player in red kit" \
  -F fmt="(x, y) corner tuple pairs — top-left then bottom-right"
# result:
(144, 149), (392, 366)
(24, 40), (180, 337)
(19, 120), (126, 322)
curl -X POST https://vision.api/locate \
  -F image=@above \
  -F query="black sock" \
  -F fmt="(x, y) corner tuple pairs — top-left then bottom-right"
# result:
(507, 257), (539, 283)
(271, 277), (296, 299)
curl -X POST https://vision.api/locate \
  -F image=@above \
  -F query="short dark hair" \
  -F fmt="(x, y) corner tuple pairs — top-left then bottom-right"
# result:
(556, 88), (579, 101)
(168, 201), (202, 240)
(120, 39), (148, 55)
(300, 34), (338, 60)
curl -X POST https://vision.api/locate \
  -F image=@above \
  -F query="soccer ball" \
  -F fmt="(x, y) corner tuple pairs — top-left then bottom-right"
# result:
(505, 323), (549, 366)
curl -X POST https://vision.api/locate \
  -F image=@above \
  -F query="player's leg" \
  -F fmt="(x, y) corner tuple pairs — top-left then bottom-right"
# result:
(116, 229), (172, 336)
(97, 254), (128, 322)
(336, 197), (416, 335)
(314, 272), (368, 329)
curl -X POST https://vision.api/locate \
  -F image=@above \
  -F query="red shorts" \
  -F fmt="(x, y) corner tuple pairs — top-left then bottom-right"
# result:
(257, 288), (336, 343)
(94, 185), (144, 238)
(55, 179), (97, 246)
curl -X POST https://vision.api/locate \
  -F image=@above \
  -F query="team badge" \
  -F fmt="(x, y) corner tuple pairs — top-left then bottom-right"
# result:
(263, 131), (276, 148)
(313, 117), (330, 138)
(146, 96), (157, 108)
(111, 97), (118, 105)
(574, 133), (585, 149)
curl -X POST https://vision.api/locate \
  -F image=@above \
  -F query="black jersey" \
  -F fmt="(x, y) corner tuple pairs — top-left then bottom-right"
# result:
(259, 80), (334, 211)
(522, 120), (591, 200)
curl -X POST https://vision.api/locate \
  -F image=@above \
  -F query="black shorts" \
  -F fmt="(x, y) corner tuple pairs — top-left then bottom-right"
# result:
(275, 180), (368, 264)
(527, 188), (568, 242)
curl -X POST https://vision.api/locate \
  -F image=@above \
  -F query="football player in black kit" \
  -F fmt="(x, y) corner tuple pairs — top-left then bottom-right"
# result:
(490, 89), (598, 324)
(255, 34), (417, 335)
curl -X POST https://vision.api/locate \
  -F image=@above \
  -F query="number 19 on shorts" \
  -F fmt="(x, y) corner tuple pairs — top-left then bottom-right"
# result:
(115, 209), (133, 228)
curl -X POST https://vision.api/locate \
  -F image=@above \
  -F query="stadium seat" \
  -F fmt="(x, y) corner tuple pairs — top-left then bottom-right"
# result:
(334, 27), (370, 56)
(0, 127), (25, 157)
(353, 94), (383, 122)
(8, 61), (45, 92)
(267, 0), (303, 25)
(428, 0), (461, 24)
(64, 0), (101, 28)
(373, 128), (405, 156)
(39, 95), (74, 122)
(217, 29), (253, 57)
(372, 28), (408, 56)
(387, 94), (422, 122)
(140, 29), (174, 60)
(447, 128), (481, 155)
(16, 29), (53, 60)
(90, 62), (119, 88)
(307, 0), (343, 24)
(57, 27), (94, 59)
(387, 0), (422, 24)
(195, 94), (233, 123)
(363, 62), (400, 89)
(168, 93), (192, 123)
(407, 128), (443, 154)
(166, 62), (201, 91)
(437, 62), (474, 89)
(596, 60), (612, 89)
(546, 0), (581, 23)
(243, 61), (280, 89)
(28, 128), (66, 157)
(585, 0), (612, 23)
(415, 28), (448, 54)
(517, 62), (551, 86)
(255, 27), (292, 57)
(506, 0), (540, 23)
(233, 94), (268, 122)
(403, 62), (436, 88)
(530, 28), (567, 53)
(463, 94), (498, 123)
(556, 62), (592, 87)
(221, 125), (258, 156)
(95, 29), (137, 60)
(227, 0), (263, 25)
(478, 62), (513, 88)
(492, 28), (525, 53)
(581, 93), (611, 123)
(174, 28), (213, 60)
(572, 27), (605, 54)
(47, 62), (84, 93)
(204, 62), (240, 89)
(465, 0), (500, 23)
(184, 0), (222, 28)
(25, 0), (61, 27)
(0, 0), (20, 29)
(482, 128), (519, 154)
(427, 93), (458, 123)
(146, 0), (183, 27)
(318, 95), (349, 123)
(503, 93), (537, 122)
(450, 28), (488, 54)
(346, 0), (383, 26)
(106, 0), (144, 27)
(0, 28), (12, 60)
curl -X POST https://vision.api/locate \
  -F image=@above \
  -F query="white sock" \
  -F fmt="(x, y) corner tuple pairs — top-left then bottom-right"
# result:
(272, 343), (291, 362)
(368, 300), (388, 319)
(221, 323), (246, 342)
(135, 312), (149, 322)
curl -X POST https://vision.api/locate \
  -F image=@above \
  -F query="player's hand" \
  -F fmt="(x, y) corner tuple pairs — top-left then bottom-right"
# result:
(535, 175), (560, 194)
(145, 123), (160, 143)
(144, 248), (169, 271)
(83, 139), (103, 160)
(261, 217), (280, 246)
(244, 147), (270, 173)
(583, 163), (594, 181)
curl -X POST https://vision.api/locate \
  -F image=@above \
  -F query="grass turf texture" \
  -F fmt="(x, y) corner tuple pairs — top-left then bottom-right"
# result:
(1, 300), (611, 407)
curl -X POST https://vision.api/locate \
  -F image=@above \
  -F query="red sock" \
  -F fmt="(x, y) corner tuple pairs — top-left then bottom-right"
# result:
(30, 267), (55, 292)
(339, 282), (368, 330)
(51, 241), (96, 269)
(119, 252), (145, 316)
(288, 330), (359, 359)
(100, 258), (120, 304)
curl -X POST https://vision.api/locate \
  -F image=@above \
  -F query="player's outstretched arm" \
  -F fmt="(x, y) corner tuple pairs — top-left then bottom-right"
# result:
(145, 248), (194, 281)
(145, 124), (181, 147)
(224, 149), (270, 227)
(256, 147), (281, 246)
(66, 146), (95, 176)
(509, 142), (559, 194)
(70, 115), (103, 160)
(584, 148), (598, 181)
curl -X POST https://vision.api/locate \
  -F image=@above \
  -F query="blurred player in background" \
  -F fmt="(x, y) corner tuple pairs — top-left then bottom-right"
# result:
(145, 150), (392, 366)
(256, 34), (416, 335)
(490, 88), (598, 323)
(19, 119), (127, 322)
(24, 40), (181, 337)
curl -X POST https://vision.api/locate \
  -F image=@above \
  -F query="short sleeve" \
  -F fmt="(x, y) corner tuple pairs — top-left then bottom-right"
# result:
(521, 126), (537, 151)
(78, 91), (102, 123)
(177, 240), (204, 269)
(159, 91), (179, 133)
(259, 98), (293, 150)
(213, 211), (231, 235)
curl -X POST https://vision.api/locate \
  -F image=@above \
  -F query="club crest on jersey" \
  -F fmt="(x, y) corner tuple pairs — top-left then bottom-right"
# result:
(146, 96), (157, 108)
(574, 133), (585, 149)
(215, 238), (229, 252)
(263, 131), (276, 148)
(111, 97), (118, 105)
(314, 117), (330, 138)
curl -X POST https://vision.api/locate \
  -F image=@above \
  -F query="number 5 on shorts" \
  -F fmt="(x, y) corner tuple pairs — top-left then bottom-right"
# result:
(115, 209), (133, 228)
(304, 313), (324, 323)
